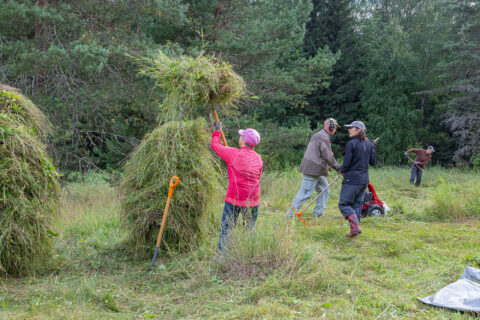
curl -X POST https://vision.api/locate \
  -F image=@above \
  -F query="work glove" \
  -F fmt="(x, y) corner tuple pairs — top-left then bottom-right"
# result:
(404, 152), (408, 156)
(214, 122), (222, 131)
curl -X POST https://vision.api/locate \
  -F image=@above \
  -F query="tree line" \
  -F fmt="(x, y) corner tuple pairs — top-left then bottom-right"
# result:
(1, 0), (479, 173)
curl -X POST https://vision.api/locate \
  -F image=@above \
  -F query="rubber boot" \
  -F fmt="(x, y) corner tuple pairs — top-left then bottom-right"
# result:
(346, 214), (361, 237)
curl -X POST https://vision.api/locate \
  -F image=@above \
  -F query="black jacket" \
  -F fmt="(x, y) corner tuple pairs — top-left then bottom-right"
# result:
(340, 136), (376, 185)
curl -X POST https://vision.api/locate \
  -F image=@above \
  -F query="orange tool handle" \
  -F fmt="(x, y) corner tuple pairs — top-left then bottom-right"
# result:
(156, 176), (180, 247)
(168, 176), (180, 197)
(213, 110), (228, 147)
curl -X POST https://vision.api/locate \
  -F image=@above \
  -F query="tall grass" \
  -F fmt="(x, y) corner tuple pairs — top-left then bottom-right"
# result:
(218, 219), (302, 279)
(1, 167), (479, 319)
(55, 178), (126, 273)
(425, 178), (480, 221)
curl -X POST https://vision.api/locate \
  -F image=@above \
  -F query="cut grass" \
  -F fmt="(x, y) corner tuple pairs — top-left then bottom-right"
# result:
(0, 88), (60, 275)
(0, 167), (479, 319)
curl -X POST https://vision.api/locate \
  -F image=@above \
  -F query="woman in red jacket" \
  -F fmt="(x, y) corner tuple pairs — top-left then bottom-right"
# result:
(211, 122), (263, 253)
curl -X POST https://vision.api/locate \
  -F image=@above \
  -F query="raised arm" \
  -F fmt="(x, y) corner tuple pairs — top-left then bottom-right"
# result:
(211, 131), (237, 164)
(406, 148), (422, 155)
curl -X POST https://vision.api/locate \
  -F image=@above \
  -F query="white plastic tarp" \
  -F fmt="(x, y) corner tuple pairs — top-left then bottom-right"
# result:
(418, 266), (480, 312)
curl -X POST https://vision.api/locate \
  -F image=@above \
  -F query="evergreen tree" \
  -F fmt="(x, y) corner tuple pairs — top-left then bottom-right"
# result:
(0, 0), (168, 172)
(361, 18), (420, 165)
(435, 0), (480, 164)
(203, 0), (338, 124)
(303, 0), (367, 127)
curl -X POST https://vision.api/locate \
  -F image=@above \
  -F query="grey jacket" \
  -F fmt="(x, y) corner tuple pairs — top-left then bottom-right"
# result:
(298, 129), (340, 177)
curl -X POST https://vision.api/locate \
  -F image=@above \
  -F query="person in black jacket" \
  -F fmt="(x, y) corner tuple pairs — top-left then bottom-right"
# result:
(339, 121), (376, 237)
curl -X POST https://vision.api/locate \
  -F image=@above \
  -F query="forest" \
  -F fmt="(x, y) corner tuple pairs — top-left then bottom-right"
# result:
(1, 0), (479, 173)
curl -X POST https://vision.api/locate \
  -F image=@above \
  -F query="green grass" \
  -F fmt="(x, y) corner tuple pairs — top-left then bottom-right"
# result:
(0, 167), (479, 319)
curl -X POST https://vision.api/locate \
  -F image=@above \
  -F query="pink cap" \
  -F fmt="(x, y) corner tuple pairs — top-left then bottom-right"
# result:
(238, 128), (260, 147)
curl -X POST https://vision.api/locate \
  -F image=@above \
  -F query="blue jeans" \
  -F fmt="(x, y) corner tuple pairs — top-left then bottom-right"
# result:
(338, 183), (367, 221)
(410, 165), (422, 186)
(218, 202), (259, 252)
(287, 175), (330, 218)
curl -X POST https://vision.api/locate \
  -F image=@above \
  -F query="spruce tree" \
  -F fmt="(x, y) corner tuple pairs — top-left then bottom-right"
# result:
(303, 0), (367, 127)
(436, 0), (480, 163)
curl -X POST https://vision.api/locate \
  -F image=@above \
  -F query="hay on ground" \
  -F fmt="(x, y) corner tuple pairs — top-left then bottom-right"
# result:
(138, 52), (245, 120)
(0, 88), (60, 275)
(120, 118), (222, 255)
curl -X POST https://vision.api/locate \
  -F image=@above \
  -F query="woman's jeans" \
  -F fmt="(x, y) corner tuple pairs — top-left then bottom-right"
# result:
(338, 183), (367, 221)
(218, 202), (259, 252)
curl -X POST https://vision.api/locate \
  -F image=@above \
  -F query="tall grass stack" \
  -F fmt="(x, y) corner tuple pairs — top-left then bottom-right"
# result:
(120, 119), (222, 255)
(121, 53), (246, 255)
(0, 85), (60, 275)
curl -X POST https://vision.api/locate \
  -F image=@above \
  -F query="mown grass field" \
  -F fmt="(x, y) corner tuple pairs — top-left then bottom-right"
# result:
(1, 167), (479, 319)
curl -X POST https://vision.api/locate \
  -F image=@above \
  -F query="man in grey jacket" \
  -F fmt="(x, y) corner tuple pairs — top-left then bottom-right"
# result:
(287, 118), (341, 218)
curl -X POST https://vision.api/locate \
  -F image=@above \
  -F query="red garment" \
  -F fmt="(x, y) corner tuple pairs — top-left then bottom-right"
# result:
(211, 131), (263, 207)
(407, 148), (432, 169)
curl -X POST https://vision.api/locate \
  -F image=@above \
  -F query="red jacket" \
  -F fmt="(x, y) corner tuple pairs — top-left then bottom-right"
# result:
(407, 148), (432, 169)
(211, 131), (263, 207)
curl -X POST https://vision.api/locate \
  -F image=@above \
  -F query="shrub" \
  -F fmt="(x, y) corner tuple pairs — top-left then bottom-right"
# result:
(471, 153), (480, 171)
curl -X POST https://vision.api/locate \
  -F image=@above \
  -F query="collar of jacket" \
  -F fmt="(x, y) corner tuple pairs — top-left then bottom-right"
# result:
(321, 128), (331, 138)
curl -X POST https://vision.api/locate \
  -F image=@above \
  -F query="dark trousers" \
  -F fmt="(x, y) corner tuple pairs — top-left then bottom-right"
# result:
(218, 202), (259, 252)
(410, 165), (423, 186)
(339, 183), (367, 221)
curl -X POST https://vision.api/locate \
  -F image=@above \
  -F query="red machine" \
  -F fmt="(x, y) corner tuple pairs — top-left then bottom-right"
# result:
(362, 183), (386, 217)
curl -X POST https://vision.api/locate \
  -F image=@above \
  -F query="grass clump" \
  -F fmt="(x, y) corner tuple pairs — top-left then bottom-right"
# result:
(120, 118), (222, 256)
(0, 86), (60, 275)
(217, 220), (309, 280)
(139, 51), (245, 119)
(425, 178), (471, 221)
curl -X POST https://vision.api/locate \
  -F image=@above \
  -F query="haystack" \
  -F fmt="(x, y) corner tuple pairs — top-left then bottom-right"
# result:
(120, 118), (222, 255)
(0, 87), (60, 275)
(0, 84), (49, 137)
(139, 51), (245, 120)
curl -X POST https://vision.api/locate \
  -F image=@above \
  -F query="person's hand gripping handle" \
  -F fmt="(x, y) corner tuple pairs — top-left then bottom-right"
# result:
(213, 110), (228, 146)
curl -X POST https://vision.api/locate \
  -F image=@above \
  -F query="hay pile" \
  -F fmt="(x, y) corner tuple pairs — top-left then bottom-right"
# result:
(120, 118), (222, 255)
(139, 51), (245, 120)
(0, 86), (60, 275)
